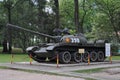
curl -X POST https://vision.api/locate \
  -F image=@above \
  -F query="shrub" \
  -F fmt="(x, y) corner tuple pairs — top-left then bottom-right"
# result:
(111, 44), (119, 55)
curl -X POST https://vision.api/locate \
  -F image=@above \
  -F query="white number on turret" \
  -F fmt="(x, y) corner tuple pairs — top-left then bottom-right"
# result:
(71, 38), (80, 43)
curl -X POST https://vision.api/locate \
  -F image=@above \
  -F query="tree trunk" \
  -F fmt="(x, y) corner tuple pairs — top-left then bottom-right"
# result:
(79, 0), (86, 33)
(2, 0), (12, 53)
(2, 25), (8, 53)
(2, 39), (8, 53)
(54, 0), (60, 28)
(37, 0), (47, 42)
(8, 6), (12, 53)
(74, 0), (81, 33)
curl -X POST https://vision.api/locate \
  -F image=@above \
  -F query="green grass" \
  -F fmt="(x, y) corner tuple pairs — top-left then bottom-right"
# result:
(105, 55), (120, 61)
(111, 56), (120, 60)
(0, 47), (3, 49)
(0, 47), (29, 63)
(0, 53), (30, 63)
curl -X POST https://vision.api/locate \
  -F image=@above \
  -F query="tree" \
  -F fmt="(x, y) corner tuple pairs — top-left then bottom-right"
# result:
(59, 0), (74, 29)
(95, 0), (120, 43)
(59, 0), (92, 33)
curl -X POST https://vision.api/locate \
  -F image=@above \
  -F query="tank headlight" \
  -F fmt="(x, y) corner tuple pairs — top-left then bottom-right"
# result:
(65, 38), (71, 43)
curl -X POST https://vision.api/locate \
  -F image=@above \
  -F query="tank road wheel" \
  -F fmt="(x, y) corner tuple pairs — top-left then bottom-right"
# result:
(98, 51), (105, 62)
(59, 51), (71, 64)
(83, 51), (89, 62)
(90, 51), (98, 62)
(72, 52), (82, 63)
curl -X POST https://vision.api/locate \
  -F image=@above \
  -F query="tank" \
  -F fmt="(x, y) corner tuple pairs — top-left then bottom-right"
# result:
(7, 24), (108, 63)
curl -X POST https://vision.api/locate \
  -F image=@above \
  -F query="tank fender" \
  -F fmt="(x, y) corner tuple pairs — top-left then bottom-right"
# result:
(46, 46), (55, 51)
(26, 46), (38, 52)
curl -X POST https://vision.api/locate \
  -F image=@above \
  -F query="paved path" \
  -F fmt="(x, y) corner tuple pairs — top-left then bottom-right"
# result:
(0, 69), (84, 80)
(0, 61), (120, 80)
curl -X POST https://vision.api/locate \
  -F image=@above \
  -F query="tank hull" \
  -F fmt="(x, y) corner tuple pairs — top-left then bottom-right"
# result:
(26, 42), (106, 63)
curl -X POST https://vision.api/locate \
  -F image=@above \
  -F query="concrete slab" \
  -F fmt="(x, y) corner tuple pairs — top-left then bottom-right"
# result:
(14, 60), (120, 67)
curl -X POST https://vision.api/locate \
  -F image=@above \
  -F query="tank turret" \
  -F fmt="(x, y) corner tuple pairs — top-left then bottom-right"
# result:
(7, 24), (107, 64)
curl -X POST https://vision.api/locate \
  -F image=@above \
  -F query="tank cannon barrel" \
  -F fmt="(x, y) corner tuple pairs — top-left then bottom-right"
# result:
(6, 23), (55, 40)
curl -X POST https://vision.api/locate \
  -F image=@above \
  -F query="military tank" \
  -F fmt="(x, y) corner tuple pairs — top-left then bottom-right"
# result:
(7, 24), (108, 63)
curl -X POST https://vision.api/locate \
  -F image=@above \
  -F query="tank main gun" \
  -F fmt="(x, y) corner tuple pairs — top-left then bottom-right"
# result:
(6, 23), (57, 41)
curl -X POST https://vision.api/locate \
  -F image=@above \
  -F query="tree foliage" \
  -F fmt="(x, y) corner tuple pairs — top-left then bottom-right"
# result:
(94, 0), (120, 42)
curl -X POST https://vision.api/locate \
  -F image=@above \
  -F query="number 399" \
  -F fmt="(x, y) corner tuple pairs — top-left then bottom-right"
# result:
(71, 38), (80, 43)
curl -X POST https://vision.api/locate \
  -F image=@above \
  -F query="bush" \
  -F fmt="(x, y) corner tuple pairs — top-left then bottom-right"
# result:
(111, 44), (119, 55)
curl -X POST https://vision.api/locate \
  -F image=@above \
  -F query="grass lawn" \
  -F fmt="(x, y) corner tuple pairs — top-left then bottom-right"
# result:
(0, 53), (30, 63)
(0, 47), (30, 63)
(110, 56), (120, 60)
(105, 55), (120, 61)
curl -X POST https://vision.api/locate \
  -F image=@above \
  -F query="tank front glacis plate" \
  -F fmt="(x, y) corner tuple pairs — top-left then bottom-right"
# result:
(34, 47), (47, 54)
